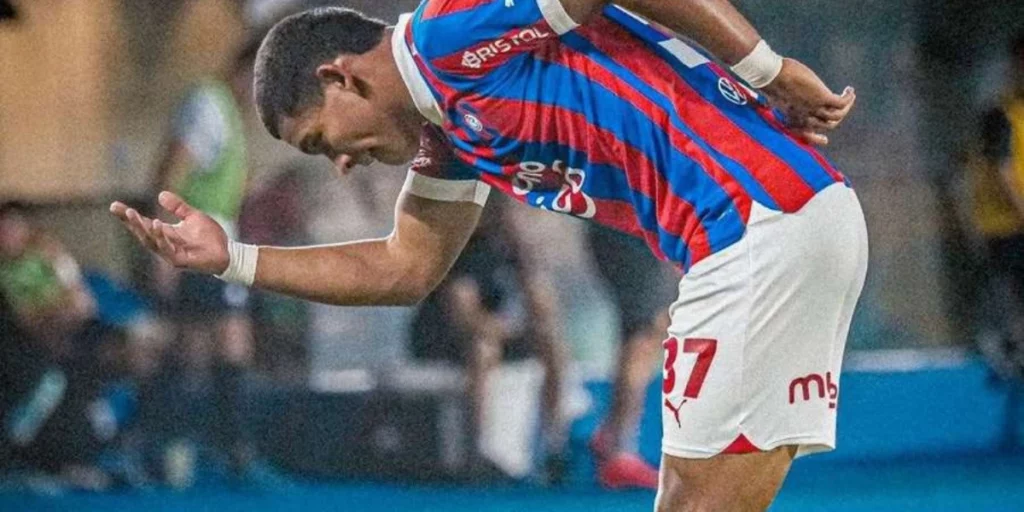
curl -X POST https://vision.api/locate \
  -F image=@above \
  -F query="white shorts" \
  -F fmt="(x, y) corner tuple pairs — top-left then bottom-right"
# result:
(661, 183), (868, 459)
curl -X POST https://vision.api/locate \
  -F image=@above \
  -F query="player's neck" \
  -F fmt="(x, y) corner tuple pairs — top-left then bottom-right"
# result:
(377, 26), (431, 156)
(371, 27), (420, 119)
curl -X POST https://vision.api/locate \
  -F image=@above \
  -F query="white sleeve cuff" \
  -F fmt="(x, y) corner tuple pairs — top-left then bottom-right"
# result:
(538, 0), (580, 35)
(402, 171), (491, 206)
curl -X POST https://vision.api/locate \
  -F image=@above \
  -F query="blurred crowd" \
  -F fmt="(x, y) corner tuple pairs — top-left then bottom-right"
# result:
(963, 33), (1024, 381)
(0, 0), (675, 492)
(2, 0), (1024, 497)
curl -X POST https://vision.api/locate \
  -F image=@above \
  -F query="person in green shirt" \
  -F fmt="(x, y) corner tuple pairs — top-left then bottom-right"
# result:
(147, 29), (257, 484)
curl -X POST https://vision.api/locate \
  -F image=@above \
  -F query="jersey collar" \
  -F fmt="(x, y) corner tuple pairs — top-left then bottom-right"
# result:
(392, 14), (444, 126)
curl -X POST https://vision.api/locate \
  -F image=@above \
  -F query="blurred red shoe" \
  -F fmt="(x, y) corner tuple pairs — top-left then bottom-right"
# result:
(597, 452), (659, 490)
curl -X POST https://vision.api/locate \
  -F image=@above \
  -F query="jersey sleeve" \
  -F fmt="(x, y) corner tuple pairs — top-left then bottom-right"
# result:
(402, 124), (491, 206)
(413, 0), (580, 78)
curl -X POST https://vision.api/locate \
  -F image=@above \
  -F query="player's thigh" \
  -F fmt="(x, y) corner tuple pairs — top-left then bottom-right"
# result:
(655, 446), (796, 512)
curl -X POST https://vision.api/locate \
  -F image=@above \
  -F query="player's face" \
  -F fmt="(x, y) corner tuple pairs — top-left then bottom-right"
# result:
(280, 85), (417, 174)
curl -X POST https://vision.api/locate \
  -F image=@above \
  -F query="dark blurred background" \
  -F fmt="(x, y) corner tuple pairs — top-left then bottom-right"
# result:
(2, 1), (1024, 510)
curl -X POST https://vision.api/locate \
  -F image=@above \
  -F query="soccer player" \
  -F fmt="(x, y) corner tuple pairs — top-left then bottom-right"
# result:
(111, 1), (867, 510)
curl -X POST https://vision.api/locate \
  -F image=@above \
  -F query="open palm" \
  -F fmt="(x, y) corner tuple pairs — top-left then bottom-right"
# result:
(110, 191), (230, 275)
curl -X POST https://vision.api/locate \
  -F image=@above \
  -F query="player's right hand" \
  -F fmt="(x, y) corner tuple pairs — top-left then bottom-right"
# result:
(110, 191), (230, 276)
(760, 58), (856, 146)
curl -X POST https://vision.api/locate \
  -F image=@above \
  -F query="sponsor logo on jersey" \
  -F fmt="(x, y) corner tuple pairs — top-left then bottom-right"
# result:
(461, 26), (553, 69)
(788, 371), (838, 409)
(718, 77), (748, 106)
(512, 160), (596, 218)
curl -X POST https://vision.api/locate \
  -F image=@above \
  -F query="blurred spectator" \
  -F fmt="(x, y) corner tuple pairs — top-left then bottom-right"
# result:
(409, 196), (570, 483)
(144, 3), (260, 483)
(238, 164), (313, 384)
(0, 202), (115, 490)
(586, 225), (676, 490)
(968, 32), (1024, 378)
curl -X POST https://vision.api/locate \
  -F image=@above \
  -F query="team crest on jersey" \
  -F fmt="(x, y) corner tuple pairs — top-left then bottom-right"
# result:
(717, 77), (747, 106)
(463, 113), (484, 133)
(513, 160), (596, 219)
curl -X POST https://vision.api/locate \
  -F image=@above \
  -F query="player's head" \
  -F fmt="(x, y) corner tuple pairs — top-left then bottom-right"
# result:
(254, 7), (421, 171)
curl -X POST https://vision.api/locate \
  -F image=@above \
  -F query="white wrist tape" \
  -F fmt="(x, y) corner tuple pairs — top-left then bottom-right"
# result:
(216, 240), (259, 287)
(731, 40), (784, 89)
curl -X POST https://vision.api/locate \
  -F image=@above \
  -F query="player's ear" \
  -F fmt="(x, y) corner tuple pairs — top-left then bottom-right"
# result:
(316, 58), (358, 95)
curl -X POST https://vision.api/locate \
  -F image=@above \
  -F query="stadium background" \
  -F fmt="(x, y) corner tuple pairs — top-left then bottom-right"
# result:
(1, 0), (1023, 510)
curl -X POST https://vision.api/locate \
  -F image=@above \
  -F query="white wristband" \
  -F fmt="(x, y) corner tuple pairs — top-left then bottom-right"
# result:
(731, 40), (784, 89)
(216, 240), (259, 287)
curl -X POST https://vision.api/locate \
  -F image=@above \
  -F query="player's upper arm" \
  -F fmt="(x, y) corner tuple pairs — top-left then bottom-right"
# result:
(391, 189), (484, 301)
(414, 0), (607, 78)
(390, 123), (490, 299)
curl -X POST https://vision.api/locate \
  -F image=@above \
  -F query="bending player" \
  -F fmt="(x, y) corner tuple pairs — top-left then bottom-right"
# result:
(112, 1), (867, 510)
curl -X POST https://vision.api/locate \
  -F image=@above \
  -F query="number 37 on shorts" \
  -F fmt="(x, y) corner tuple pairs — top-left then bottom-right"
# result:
(662, 337), (717, 429)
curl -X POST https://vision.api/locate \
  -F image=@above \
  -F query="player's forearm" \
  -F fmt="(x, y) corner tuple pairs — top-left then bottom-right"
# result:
(617, 0), (761, 64)
(253, 238), (435, 307)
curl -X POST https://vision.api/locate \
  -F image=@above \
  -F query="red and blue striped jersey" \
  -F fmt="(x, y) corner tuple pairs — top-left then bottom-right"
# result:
(395, 0), (847, 271)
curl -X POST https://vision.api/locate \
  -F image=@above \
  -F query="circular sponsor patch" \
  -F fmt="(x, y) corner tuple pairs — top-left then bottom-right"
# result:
(464, 114), (484, 133)
(718, 77), (747, 106)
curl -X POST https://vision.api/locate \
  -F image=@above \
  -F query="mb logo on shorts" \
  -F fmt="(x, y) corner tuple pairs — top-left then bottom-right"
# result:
(788, 372), (838, 409)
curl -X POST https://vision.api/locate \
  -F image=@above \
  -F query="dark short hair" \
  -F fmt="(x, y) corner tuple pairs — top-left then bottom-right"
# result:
(254, 7), (387, 139)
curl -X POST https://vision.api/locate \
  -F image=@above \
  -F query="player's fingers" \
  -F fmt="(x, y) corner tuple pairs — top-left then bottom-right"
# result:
(821, 86), (855, 110)
(109, 201), (130, 220)
(126, 208), (157, 239)
(815, 107), (848, 122)
(150, 219), (179, 260)
(803, 116), (840, 133)
(129, 209), (167, 255)
(830, 90), (856, 119)
(158, 191), (196, 221)
(158, 220), (188, 247)
(121, 209), (159, 253)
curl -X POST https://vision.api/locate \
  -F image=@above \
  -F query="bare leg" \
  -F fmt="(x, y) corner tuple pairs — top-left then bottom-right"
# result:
(466, 326), (503, 450)
(447, 278), (505, 452)
(601, 314), (668, 454)
(525, 279), (569, 456)
(654, 446), (796, 512)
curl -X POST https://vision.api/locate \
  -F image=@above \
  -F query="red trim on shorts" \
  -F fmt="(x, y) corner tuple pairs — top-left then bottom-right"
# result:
(722, 434), (760, 454)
